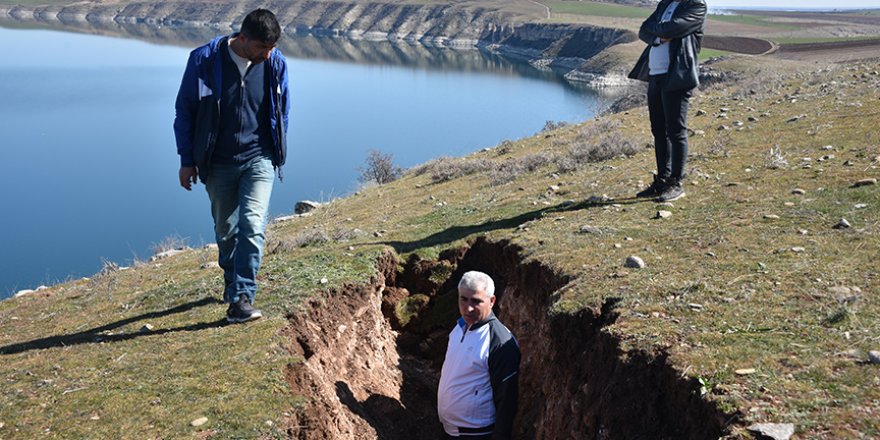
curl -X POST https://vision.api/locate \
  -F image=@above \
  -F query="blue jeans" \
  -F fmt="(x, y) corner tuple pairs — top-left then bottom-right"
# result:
(205, 155), (274, 305)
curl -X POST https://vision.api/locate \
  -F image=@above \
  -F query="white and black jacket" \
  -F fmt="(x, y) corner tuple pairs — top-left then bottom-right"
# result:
(438, 313), (520, 439)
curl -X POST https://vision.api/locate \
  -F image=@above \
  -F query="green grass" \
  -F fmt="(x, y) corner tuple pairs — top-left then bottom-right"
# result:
(699, 48), (731, 60)
(709, 13), (802, 30)
(546, 0), (650, 19)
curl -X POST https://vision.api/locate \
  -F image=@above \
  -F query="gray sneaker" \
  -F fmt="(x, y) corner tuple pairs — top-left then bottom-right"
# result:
(657, 181), (685, 202)
(226, 296), (263, 323)
(636, 176), (667, 198)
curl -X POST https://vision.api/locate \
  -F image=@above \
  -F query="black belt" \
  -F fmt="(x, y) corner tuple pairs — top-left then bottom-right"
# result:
(458, 423), (494, 435)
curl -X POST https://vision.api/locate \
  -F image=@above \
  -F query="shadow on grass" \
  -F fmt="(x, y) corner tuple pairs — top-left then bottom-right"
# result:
(382, 197), (653, 254)
(0, 297), (228, 355)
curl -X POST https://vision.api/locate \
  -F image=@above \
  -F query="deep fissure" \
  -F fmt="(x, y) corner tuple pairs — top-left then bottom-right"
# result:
(286, 238), (732, 439)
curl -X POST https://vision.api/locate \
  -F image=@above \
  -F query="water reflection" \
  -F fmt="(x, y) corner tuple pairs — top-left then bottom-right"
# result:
(0, 16), (609, 97)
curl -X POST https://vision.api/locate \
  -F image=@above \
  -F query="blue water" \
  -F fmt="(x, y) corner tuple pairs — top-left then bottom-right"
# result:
(0, 26), (602, 298)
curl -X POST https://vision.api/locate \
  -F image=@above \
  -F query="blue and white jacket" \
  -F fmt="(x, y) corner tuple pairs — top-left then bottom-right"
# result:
(438, 313), (520, 439)
(173, 35), (290, 182)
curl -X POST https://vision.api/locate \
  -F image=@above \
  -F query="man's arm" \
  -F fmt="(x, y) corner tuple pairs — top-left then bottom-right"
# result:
(488, 336), (520, 440)
(642, 0), (706, 41)
(638, 1), (664, 44)
(276, 50), (291, 132)
(173, 50), (200, 188)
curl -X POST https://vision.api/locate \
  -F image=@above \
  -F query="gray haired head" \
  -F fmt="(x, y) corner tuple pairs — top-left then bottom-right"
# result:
(458, 271), (495, 298)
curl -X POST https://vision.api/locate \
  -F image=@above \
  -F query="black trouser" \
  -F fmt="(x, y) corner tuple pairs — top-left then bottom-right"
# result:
(647, 74), (693, 181)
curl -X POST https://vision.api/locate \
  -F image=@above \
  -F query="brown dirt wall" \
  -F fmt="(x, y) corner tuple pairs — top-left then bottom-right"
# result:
(284, 238), (736, 439)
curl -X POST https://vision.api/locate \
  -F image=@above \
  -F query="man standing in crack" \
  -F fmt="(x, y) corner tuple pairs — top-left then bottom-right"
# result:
(438, 271), (520, 439)
(629, 0), (706, 202)
(174, 9), (290, 323)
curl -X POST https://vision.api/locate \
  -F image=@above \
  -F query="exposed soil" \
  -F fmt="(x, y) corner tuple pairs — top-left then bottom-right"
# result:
(773, 38), (880, 62)
(702, 35), (773, 55)
(284, 238), (735, 439)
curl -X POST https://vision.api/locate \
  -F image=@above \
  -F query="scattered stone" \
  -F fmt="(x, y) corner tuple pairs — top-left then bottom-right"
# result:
(695, 109), (707, 116)
(852, 178), (877, 188)
(797, 229), (808, 235)
(791, 188), (805, 195)
(791, 247), (806, 253)
(14, 289), (35, 298)
(786, 114), (806, 123)
(717, 125), (730, 131)
(200, 262), (220, 270)
(150, 248), (188, 262)
(735, 368), (756, 375)
(140, 324), (154, 332)
(587, 194), (611, 204)
(869, 351), (880, 365)
(688, 303), (704, 310)
(821, 145), (834, 151)
(747, 423), (795, 440)
(90, 415), (100, 421)
(783, 202), (795, 207)
(548, 185), (560, 193)
(693, 129), (705, 136)
(706, 251), (716, 258)
(319, 278), (328, 284)
(613, 243), (622, 249)
(625, 256), (646, 269)
(191, 417), (208, 427)
(373, 231), (383, 238)
(733, 120), (744, 127)
(748, 116), (759, 122)
(657, 202), (675, 208)
(843, 160), (854, 167)
(203, 243), (218, 250)
(578, 225), (601, 234)
(817, 154), (834, 162)
(764, 214), (780, 220)
(855, 203), (868, 209)
(624, 237), (633, 241)
(0, 422), (4, 428)
(294, 200), (321, 215)
(833, 218), (851, 229)
(720, 107), (730, 112)
(655, 210), (673, 219)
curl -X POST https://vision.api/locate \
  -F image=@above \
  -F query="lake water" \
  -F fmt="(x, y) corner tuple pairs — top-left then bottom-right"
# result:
(0, 25), (605, 298)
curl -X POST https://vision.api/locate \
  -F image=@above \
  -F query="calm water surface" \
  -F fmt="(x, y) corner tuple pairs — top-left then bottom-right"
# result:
(0, 26), (604, 298)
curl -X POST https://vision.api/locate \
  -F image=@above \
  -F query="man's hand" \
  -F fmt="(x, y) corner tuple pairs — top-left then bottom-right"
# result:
(179, 166), (198, 191)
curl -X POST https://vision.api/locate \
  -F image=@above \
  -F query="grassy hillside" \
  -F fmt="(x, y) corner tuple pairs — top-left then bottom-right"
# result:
(1, 58), (879, 438)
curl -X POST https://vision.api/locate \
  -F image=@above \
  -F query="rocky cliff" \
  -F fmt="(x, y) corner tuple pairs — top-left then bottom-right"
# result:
(0, 0), (637, 84)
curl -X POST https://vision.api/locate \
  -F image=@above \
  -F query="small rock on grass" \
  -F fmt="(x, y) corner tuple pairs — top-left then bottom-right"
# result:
(852, 178), (877, 188)
(763, 214), (780, 220)
(833, 218), (851, 229)
(869, 351), (880, 365)
(791, 188), (805, 195)
(747, 423), (795, 440)
(141, 324), (154, 332)
(625, 256), (646, 269)
(655, 210), (673, 219)
(735, 368), (756, 375)
(578, 225), (601, 234)
(191, 417), (208, 427)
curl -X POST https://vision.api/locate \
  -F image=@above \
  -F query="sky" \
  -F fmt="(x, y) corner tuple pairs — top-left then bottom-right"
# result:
(708, 0), (879, 10)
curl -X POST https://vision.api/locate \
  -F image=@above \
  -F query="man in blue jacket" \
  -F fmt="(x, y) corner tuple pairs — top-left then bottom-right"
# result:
(173, 9), (290, 323)
(438, 271), (520, 439)
(629, 0), (706, 202)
